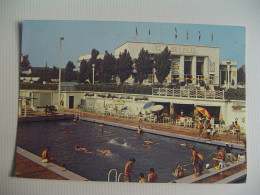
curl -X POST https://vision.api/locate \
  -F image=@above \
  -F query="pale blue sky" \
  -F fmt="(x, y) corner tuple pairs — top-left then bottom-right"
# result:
(22, 20), (245, 68)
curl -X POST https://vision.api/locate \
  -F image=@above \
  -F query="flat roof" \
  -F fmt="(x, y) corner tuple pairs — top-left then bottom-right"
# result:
(115, 41), (219, 50)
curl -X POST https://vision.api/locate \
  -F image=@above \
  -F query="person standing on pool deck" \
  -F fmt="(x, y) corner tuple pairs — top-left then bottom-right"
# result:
(186, 143), (199, 178)
(197, 152), (205, 176)
(42, 146), (54, 163)
(191, 147), (199, 178)
(235, 121), (241, 143)
(138, 111), (143, 127)
(148, 168), (158, 182)
(124, 158), (136, 182)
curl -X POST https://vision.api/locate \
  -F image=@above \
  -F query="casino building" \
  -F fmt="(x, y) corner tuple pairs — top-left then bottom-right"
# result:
(78, 41), (237, 88)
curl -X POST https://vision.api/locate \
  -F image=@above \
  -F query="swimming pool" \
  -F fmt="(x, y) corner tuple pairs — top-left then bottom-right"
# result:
(16, 120), (242, 182)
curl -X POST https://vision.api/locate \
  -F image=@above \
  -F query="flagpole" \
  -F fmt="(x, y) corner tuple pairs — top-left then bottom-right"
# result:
(186, 30), (189, 44)
(135, 27), (138, 41)
(161, 28), (163, 43)
(148, 28), (151, 42)
(211, 32), (213, 46)
(174, 27), (177, 44)
(198, 31), (201, 45)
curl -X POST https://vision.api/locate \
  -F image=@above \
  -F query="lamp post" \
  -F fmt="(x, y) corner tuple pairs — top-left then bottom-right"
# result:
(58, 36), (64, 106)
(92, 64), (95, 84)
(226, 60), (231, 89)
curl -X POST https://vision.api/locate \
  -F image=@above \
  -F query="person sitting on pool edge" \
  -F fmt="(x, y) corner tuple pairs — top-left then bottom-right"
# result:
(138, 172), (146, 183)
(213, 146), (225, 168)
(124, 158), (136, 182)
(41, 146), (54, 163)
(148, 168), (158, 182)
(224, 143), (237, 162)
(174, 165), (187, 179)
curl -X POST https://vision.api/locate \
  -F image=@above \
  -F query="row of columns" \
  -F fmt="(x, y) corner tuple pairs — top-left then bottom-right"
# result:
(177, 56), (209, 85)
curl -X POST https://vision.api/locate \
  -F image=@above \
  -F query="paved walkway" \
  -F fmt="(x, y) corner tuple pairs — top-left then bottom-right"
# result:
(15, 154), (65, 180)
(60, 109), (246, 146)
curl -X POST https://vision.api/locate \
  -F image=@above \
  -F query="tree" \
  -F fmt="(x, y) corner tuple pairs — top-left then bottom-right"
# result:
(64, 61), (76, 81)
(135, 48), (153, 84)
(237, 65), (245, 85)
(51, 66), (59, 80)
(154, 47), (171, 85)
(20, 54), (31, 75)
(116, 49), (133, 84)
(100, 51), (117, 83)
(78, 59), (88, 83)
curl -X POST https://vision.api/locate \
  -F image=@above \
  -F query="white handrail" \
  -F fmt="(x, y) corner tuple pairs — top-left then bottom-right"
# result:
(108, 169), (118, 182)
(117, 173), (124, 182)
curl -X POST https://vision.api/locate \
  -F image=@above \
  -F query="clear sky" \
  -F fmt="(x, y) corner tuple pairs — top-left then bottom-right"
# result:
(22, 20), (245, 68)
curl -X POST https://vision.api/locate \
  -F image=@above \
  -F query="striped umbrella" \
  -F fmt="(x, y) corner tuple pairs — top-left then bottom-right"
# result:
(196, 106), (211, 119)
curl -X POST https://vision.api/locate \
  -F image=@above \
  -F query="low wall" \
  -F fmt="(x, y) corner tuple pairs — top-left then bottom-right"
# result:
(18, 114), (74, 123)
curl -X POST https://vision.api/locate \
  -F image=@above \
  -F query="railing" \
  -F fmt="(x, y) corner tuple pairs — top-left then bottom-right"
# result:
(152, 88), (225, 100)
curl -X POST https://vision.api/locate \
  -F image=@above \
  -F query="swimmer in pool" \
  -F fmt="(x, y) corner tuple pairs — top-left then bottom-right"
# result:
(75, 146), (92, 154)
(65, 127), (70, 131)
(103, 148), (112, 155)
(137, 125), (143, 134)
(100, 123), (104, 133)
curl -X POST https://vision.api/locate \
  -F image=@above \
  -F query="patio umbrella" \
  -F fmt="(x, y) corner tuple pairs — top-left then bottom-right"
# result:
(219, 107), (223, 121)
(150, 105), (164, 112)
(196, 106), (211, 119)
(112, 100), (125, 106)
(143, 101), (154, 109)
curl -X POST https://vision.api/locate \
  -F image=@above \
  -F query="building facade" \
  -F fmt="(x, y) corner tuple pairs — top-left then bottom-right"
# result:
(78, 41), (237, 88)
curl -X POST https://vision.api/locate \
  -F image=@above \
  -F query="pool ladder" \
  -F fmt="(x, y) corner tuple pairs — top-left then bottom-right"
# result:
(107, 169), (124, 182)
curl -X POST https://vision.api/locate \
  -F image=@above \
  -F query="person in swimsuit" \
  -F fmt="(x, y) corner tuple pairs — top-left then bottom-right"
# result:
(198, 120), (204, 137)
(138, 172), (146, 183)
(235, 121), (241, 143)
(41, 146), (54, 163)
(124, 158), (136, 182)
(75, 146), (92, 153)
(213, 146), (225, 167)
(137, 125), (143, 134)
(197, 152), (205, 176)
(103, 148), (112, 155)
(174, 165), (188, 179)
(206, 120), (211, 140)
(148, 168), (158, 182)
(224, 144), (237, 162)
(100, 123), (104, 133)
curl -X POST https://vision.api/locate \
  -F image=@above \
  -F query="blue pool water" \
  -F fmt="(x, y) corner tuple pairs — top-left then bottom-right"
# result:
(16, 120), (242, 182)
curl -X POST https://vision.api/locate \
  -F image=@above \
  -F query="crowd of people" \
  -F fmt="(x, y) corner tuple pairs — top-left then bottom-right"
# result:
(124, 158), (158, 183)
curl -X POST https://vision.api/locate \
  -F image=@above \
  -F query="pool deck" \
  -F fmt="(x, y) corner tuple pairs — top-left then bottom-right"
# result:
(16, 147), (89, 181)
(174, 161), (246, 183)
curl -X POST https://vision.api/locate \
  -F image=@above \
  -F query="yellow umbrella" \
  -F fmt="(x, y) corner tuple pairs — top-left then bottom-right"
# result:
(219, 107), (223, 121)
(112, 100), (125, 106)
(196, 106), (211, 119)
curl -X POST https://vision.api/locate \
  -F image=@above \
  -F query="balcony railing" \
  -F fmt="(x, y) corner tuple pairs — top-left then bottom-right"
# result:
(152, 88), (225, 100)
